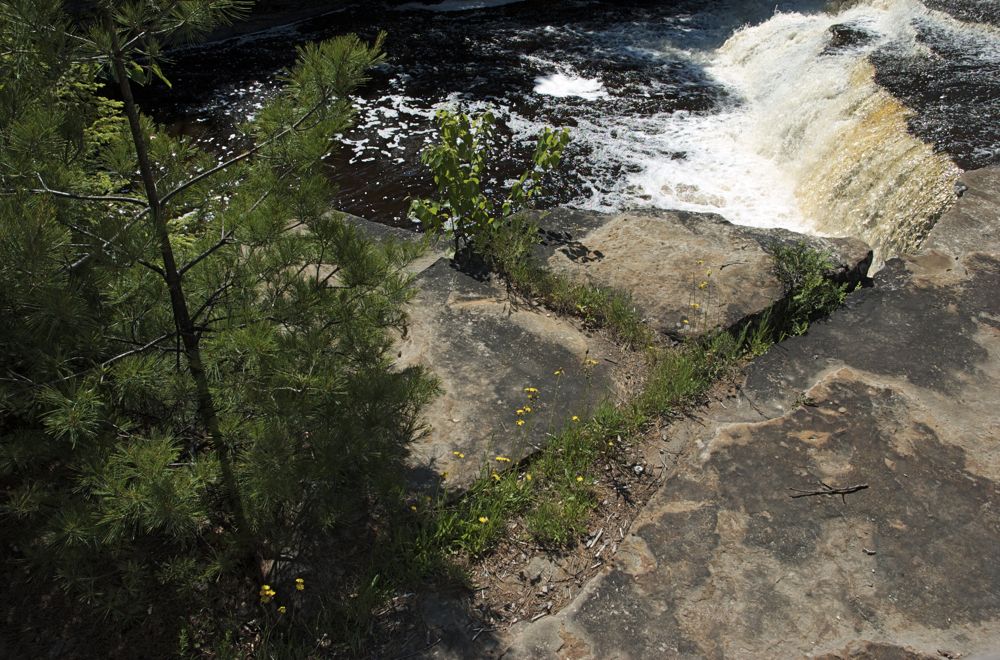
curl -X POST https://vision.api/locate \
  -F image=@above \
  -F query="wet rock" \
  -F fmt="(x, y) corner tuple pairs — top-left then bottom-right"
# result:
(397, 257), (620, 489)
(346, 215), (620, 489)
(814, 640), (939, 660)
(349, 208), (871, 489)
(823, 23), (877, 53)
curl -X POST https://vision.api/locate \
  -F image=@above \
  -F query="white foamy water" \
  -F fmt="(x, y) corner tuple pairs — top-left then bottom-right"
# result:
(164, 0), (997, 259)
(530, 0), (984, 259)
(533, 73), (609, 99)
(619, 110), (804, 229)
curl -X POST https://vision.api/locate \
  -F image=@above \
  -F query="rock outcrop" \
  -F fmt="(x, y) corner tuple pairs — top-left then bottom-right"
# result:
(536, 208), (869, 337)
(357, 210), (870, 490)
(505, 167), (1000, 657)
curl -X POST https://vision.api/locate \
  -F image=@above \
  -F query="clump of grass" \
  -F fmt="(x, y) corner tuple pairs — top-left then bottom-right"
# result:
(513, 263), (653, 348)
(483, 214), (653, 348)
(420, 327), (751, 554)
(524, 401), (637, 544)
(432, 465), (535, 557)
(769, 241), (849, 336)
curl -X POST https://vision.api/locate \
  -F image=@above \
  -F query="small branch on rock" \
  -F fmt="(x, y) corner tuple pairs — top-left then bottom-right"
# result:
(789, 481), (869, 504)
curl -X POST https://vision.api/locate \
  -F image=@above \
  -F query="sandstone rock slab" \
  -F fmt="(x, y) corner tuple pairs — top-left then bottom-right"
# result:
(347, 215), (621, 489)
(397, 258), (620, 489)
(535, 208), (872, 337)
(506, 168), (1000, 658)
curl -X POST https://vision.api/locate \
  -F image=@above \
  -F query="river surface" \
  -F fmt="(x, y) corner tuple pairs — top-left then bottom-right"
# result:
(139, 0), (1000, 260)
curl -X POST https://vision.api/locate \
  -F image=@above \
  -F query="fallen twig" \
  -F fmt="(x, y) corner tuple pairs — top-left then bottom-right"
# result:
(789, 481), (869, 503)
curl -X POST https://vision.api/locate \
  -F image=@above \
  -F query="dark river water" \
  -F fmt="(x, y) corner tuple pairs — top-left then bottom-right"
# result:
(136, 0), (1000, 238)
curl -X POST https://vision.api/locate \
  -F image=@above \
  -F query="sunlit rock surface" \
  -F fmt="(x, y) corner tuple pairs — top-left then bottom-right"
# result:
(505, 167), (1000, 658)
(351, 211), (870, 489)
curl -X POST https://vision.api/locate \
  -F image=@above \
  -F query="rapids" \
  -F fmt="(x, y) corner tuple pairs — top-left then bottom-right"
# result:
(141, 0), (1000, 266)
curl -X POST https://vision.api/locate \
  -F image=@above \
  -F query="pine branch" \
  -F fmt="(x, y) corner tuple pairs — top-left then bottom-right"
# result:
(3, 332), (175, 388)
(178, 230), (234, 276)
(191, 279), (236, 323)
(30, 174), (149, 208)
(159, 98), (330, 208)
(65, 207), (152, 273)
(56, 217), (165, 277)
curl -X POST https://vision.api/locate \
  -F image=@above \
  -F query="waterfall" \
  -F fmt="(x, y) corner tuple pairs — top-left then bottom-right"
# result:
(707, 0), (967, 267)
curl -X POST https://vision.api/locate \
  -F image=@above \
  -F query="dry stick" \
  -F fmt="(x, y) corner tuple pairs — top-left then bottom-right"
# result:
(789, 481), (869, 504)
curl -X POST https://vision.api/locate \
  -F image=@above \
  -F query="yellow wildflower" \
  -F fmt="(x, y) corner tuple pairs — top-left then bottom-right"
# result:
(523, 406), (532, 413)
(452, 450), (465, 458)
(516, 419), (525, 426)
(525, 473), (532, 481)
(691, 303), (700, 309)
(495, 455), (511, 462)
(682, 319), (689, 324)
(479, 516), (489, 524)
(571, 415), (580, 422)
(441, 471), (448, 480)
(697, 259), (704, 265)
(576, 476), (584, 482)
(516, 408), (524, 415)
(410, 505), (418, 512)
(699, 281), (708, 289)
(585, 358), (599, 366)
(295, 578), (304, 591)
(554, 368), (563, 376)
(278, 606), (287, 614)
(492, 472), (501, 481)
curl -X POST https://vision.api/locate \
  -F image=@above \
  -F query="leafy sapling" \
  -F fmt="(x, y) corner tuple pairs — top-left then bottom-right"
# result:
(409, 109), (570, 268)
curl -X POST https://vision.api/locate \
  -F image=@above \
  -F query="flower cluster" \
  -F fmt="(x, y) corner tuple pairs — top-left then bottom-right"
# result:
(259, 584), (277, 604)
(515, 387), (540, 427)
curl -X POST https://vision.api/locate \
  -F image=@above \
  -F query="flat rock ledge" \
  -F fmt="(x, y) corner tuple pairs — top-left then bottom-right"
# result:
(349, 210), (871, 489)
(535, 208), (871, 338)
(505, 167), (1000, 658)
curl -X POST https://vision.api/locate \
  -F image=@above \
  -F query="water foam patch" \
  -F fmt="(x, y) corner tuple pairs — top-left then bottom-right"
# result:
(533, 72), (609, 99)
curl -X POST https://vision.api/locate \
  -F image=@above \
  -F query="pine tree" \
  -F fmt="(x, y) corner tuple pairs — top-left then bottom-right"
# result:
(0, 0), (433, 651)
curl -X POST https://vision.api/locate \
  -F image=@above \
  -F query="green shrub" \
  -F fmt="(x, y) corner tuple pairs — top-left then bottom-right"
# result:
(409, 109), (569, 265)
(770, 242), (849, 336)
